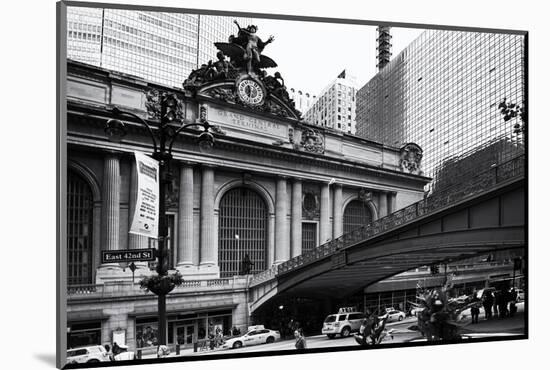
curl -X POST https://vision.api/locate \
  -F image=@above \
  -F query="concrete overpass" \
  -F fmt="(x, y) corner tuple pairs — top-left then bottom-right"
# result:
(249, 155), (525, 313)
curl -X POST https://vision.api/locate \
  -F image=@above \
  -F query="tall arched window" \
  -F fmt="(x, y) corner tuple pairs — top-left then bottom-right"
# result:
(218, 187), (268, 278)
(343, 200), (372, 234)
(67, 170), (94, 285)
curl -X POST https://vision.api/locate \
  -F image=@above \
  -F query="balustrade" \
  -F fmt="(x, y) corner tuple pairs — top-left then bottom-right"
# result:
(272, 155), (524, 277)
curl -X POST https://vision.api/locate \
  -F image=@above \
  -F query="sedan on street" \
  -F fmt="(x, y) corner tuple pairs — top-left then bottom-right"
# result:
(386, 310), (406, 322)
(221, 326), (281, 349)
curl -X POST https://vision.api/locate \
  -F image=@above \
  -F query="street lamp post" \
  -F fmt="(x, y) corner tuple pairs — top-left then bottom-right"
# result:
(104, 90), (214, 346)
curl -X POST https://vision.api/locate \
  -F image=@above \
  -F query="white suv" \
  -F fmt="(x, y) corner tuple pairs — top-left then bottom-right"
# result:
(322, 311), (366, 339)
(66, 345), (110, 364)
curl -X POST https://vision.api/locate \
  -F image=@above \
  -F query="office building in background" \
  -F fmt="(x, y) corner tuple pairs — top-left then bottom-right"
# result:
(355, 30), (526, 177)
(67, 7), (253, 87)
(304, 70), (358, 134)
(288, 88), (316, 115)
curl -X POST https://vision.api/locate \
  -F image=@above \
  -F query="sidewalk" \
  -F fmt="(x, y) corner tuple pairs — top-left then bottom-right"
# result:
(461, 312), (525, 334)
(140, 346), (197, 360)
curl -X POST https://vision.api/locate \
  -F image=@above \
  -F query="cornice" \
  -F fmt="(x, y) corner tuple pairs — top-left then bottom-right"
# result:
(66, 107), (431, 188)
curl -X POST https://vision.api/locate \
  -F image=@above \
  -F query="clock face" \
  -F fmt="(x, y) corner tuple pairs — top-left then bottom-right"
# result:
(237, 78), (265, 106)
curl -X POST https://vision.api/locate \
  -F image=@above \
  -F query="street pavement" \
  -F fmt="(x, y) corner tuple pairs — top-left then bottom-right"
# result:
(143, 302), (526, 359)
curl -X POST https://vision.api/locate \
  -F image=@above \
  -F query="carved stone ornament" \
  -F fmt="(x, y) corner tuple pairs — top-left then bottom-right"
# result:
(204, 86), (237, 103)
(400, 143), (423, 175)
(199, 105), (208, 121)
(145, 89), (184, 122)
(300, 128), (325, 154)
(210, 125), (227, 136)
(358, 188), (373, 203)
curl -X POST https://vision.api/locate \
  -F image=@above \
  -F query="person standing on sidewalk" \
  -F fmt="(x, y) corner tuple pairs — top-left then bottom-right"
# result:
(294, 329), (307, 350)
(470, 303), (480, 324)
(482, 291), (494, 319)
(509, 288), (518, 317)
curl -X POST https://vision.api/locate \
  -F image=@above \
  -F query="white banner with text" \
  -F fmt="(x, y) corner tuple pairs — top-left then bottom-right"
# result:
(129, 151), (159, 239)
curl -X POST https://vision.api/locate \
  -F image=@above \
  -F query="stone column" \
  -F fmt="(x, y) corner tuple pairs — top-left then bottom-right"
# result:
(379, 191), (388, 218)
(291, 179), (302, 258)
(320, 183), (330, 244)
(274, 177), (289, 264)
(97, 154), (121, 280)
(388, 192), (397, 214)
(267, 213), (275, 267)
(333, 184), (343, 238)
(128, 160), (149, 271)
(177, 163), (194, 271)
(200, 166), (215, 268)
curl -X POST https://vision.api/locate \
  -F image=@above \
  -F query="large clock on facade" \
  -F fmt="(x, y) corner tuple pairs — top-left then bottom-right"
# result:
(236, 77), (266, 106)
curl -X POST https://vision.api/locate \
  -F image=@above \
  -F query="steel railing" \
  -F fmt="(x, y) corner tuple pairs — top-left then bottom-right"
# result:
(274, 154), (524, 277)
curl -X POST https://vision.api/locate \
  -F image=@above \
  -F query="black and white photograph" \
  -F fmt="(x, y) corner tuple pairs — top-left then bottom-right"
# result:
(56, 1), (529, 368)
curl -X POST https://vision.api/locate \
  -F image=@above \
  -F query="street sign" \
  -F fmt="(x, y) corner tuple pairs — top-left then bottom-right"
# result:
(101, 248), (156, 264)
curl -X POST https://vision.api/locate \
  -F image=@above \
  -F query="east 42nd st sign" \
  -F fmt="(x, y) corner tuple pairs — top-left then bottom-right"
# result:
(101, 249), (156, 264)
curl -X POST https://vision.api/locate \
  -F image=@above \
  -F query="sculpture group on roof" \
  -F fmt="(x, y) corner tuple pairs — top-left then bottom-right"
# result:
(183, 20), (301, 120)
(225, 20), (276, 74)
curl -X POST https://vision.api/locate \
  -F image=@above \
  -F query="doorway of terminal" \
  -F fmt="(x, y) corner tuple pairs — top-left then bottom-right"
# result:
(174, 323), (195, 346)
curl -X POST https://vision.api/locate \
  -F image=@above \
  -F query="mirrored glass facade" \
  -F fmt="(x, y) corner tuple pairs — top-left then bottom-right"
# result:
(356, 30), (526, 178)
(67, 7), (252, 87)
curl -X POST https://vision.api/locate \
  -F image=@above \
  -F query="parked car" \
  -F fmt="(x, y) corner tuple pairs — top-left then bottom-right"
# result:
(322, 311), (366, 339)
(221, 325), (280, 349)
(386, 309), (406, 322)
(66, 345), (110, 364)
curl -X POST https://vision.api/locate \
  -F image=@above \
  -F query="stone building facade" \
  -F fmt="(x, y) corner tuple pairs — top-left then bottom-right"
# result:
(65, 60), (429, 353)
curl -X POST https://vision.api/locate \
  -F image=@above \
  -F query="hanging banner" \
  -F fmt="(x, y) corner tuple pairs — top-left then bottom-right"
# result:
(129, 151), (159, 238)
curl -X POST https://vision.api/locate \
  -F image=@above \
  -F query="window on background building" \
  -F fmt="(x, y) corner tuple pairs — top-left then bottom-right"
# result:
(67, 170), (94, 285)
(67, 321), (102, 349)
(136, 318), (159, 348)
(218, 188), (268, 277)
(343, 200), (372, 234)
(302, 222), (317, 254)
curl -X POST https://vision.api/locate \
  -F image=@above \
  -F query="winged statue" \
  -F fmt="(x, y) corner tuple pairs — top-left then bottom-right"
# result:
(215, 20), (277, 74)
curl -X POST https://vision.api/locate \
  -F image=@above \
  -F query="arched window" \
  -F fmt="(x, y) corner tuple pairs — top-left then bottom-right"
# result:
(67, 170), (94, 285)
(218, 187), (268, 278)
(343, 200), (372, 234)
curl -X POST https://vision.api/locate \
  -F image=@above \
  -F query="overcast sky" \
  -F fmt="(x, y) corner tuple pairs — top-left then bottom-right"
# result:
(244, 17), (425, 94)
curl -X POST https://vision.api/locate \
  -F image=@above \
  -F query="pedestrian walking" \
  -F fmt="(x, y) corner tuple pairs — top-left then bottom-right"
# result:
(496, 290), (508, 318)
(470, 304), (480, 324)
(509, 288), (518, 317)
(294, 329), (307, 350)
(112, 342), (121, 357)
(482, 291), (493, 319)
(240, 253), (254, 275)
(157, 344), (170, 358)
(104, 344), (113, 361)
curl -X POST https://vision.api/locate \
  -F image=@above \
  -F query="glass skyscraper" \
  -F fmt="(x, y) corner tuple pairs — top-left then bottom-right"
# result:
(355, 30), (526, 178)
(66, 7), (253, 87)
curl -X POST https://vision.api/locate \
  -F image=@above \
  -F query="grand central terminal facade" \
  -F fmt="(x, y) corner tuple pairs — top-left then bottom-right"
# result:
(64, 58), (429, 352)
